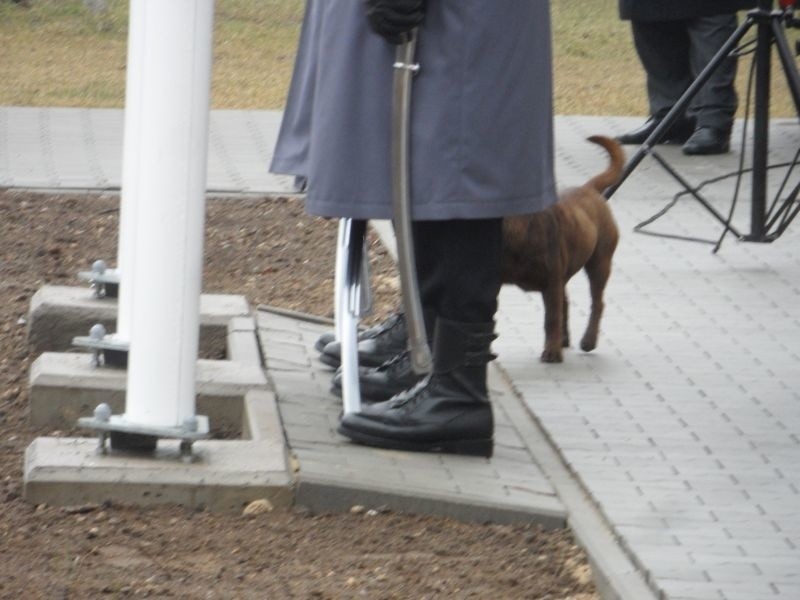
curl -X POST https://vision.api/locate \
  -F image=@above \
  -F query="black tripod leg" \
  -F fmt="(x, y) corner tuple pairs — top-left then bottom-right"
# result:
(749, 15), (773, 240)
(648, 152), (743, 237)
(747, 14), (800, 241)
(605, 17), (755, 200)
(772, 18), (800, 117)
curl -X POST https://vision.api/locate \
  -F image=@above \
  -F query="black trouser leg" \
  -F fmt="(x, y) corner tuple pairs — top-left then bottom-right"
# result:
(631, 15), (738, 130)
(686, 13), (739, 130)
(337, 218), (501, 456)
(412, 218), (503, 324)
(631, 19), (693, 119)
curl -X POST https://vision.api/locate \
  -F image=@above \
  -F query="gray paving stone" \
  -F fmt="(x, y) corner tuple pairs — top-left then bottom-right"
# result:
(647, 580), (724, 600)
(0, 107), (296, 193)
(772, 583), (800, 596)
(256, 307), (566, 528)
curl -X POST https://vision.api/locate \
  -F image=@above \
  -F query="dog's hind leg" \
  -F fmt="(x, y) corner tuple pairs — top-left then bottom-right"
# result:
(580, 254), (612, 352)
(562, 292), (570, 348)
(541, 283), (565, 363)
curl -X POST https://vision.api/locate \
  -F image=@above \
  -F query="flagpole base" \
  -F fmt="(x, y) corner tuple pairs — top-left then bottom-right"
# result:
(78, 405), (210, 462)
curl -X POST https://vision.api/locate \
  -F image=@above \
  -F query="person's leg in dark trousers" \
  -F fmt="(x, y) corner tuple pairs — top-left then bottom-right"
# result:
(616, 19), (695, 144)
(631, 16), (736, 154)
(412, 219), (502, 325)
(338, 218), (502, 457)
(681, 13), (739, 154)
(686, 13), (739, 132)
(632, 19), (694, 120)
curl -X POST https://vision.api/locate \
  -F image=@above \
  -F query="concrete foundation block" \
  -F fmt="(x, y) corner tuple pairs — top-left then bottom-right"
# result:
(27, 285), (251, 358)
(24, 437), (293, 513)
(242, 389), (286, 446)
(227, 316), (261, 366)
(29, 352), (268, 433)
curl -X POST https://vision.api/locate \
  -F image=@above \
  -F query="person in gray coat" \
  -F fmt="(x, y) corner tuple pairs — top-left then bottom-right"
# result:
(271, 0), (557, 457)
(616, 0), (757, 155)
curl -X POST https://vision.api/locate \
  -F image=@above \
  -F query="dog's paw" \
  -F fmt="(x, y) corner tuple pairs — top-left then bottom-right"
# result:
(540, 348), (564, 363)
(580, 336), (597, 352)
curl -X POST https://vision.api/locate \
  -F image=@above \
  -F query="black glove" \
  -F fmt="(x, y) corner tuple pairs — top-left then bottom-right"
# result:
(364, 0), (426, 45)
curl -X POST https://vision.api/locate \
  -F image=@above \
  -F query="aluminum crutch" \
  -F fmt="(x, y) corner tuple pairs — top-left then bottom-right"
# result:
(392, 30), (432, 374)
(334, 217), (371, 415)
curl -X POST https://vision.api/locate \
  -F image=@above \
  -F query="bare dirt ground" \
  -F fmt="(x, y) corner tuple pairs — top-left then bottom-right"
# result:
(0, 189), (598, 599)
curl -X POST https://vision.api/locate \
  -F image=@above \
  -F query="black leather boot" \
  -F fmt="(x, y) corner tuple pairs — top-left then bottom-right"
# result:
(318, 312), (409, 369)
(337, 318), (496, 457)
(331, 349), (424, 402)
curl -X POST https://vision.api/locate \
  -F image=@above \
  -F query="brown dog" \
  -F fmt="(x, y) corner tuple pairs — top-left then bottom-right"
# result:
(501, 135), (623, 363)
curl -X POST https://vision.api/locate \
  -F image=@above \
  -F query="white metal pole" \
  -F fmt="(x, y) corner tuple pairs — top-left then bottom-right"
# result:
(114, 0), (146, 341)
(333, 219), (347, 343)
(124, 0), (215, 428)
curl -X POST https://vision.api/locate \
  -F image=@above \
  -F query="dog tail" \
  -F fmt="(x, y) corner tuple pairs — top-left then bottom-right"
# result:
(585, 135), (625, 195)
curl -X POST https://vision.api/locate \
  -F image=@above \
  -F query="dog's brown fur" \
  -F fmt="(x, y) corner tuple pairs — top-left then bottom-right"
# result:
(501, 135), (623, 363)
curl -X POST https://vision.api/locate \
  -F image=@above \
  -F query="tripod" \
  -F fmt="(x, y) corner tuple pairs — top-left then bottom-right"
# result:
(605, 0), (800, 248)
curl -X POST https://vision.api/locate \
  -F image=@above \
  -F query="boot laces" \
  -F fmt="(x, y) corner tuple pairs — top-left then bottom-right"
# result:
(372, 313), (403, 336)
(388, 375), (434, 409)
(376, 350), (411, 375)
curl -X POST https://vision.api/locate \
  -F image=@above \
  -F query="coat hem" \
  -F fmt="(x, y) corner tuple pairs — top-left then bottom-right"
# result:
(269, 158), (306, 178)
(305, 188), (557, 221)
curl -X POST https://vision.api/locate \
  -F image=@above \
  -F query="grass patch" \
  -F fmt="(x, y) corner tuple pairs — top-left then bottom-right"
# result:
(552, 0), (646, 115)
(0, 0), (796, 116)
(0, 0), (304, 109)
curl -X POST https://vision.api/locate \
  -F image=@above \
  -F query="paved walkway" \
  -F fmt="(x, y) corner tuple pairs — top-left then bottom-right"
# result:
(3, 106), (800, 600)
(0, 106), (295, 193)
(256, 306), (565, 526)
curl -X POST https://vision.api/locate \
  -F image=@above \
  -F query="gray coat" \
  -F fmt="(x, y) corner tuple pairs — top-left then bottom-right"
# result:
(619, 0), (757, 22)
(271, 0), (557, 221)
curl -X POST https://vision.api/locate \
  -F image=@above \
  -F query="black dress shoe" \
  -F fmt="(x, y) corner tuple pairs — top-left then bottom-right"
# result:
(318, 313), (408, 369)
(314, 314), (398, 355)
(617, 115), (695, 145)
(314, 331), (336, 353)
(682, 126), (730, 156)
(331, 350), (425, 402)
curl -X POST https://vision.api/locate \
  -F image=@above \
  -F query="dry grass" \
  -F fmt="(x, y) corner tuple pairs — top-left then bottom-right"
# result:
(0, 0), (304, 109)
(0, 0), (797, 116)
(552, 0), (646, 116)
(552, 0), (799, 118)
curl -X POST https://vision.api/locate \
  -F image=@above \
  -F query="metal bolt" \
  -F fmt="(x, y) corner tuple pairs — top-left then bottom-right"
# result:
(91, 259), (107, 275)
(94, 403), (112, 422)
(89, 323), (107, 340)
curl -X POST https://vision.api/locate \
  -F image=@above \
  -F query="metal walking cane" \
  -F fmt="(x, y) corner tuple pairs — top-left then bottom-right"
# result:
(392, 30), (432, 375)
